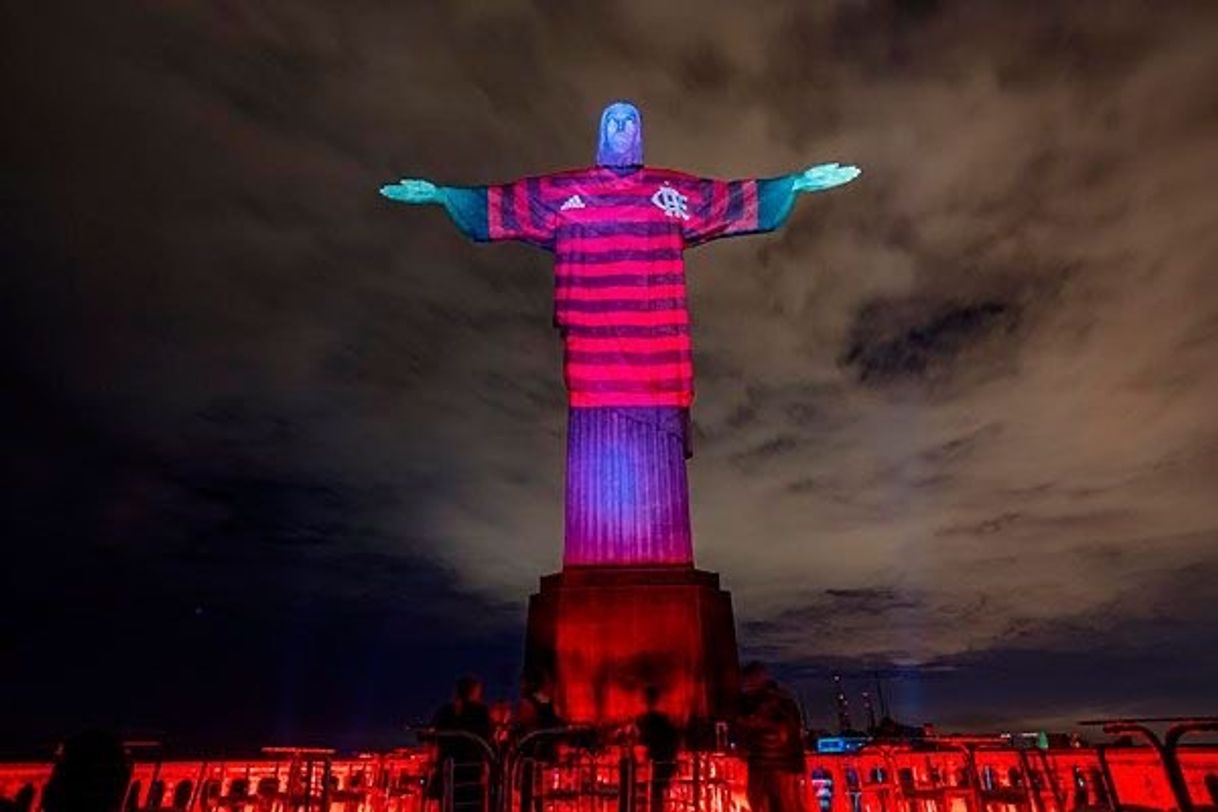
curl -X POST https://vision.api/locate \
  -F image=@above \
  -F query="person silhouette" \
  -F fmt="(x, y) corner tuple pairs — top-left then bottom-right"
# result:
(515, 671), (564, 812)
(429, 676), (494, 812)
(736, 663), (807, 812)
(634, 685), (680, 812)
(40, 729), (131, 812)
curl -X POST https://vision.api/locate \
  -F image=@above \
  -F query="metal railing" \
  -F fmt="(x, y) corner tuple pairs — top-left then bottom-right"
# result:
(1080, 715), (1218, 812)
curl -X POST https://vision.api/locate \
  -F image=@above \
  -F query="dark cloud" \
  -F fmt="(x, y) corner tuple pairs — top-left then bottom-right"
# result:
(745, 551), (1218, 731)
(3, 0), (1218, 748)
(841, 299), (1015, 382)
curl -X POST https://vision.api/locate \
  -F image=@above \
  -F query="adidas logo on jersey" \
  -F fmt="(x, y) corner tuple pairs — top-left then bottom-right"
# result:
(560, 194), (586, 211)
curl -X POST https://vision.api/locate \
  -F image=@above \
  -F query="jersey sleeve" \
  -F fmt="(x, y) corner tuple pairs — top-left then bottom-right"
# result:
(439, 177), (556, 250)
(682, 175), (800, 247)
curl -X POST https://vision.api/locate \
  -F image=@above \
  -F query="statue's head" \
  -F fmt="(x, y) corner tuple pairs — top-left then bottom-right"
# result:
(596, 101), (643, 167)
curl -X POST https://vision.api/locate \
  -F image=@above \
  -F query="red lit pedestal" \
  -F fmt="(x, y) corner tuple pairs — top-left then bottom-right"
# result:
(524, 566), (740, 730)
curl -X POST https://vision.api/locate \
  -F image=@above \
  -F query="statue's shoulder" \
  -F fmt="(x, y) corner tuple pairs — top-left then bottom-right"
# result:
(545, 166), (599, 182)
(647, 166), (701, 188)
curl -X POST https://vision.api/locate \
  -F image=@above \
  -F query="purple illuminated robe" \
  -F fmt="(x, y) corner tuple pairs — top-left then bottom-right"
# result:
(564, 406), (692, 567)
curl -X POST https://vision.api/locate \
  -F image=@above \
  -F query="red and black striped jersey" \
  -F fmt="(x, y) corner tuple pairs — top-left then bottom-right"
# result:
(441, 165), (798, 408)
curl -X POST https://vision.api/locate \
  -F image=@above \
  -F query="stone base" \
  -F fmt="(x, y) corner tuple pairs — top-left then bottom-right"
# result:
(524, 566), (740, 732)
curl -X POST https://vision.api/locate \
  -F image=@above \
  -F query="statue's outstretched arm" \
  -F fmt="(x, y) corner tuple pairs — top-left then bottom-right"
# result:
(380, 177), (477, 234)
(683, 163), (861, 247)
(380, 177), (554, 248)
(380, 177), (480, 239)
(757, 162), (860, 236)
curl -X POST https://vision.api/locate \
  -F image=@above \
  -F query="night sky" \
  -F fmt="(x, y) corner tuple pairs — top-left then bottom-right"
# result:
(3, 2), (1217, 755)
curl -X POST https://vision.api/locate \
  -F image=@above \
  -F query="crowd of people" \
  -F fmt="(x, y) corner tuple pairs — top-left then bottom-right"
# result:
(427, 661), (809, 812)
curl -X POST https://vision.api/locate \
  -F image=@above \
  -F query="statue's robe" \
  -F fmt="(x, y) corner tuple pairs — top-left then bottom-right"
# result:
(440, 166), (799, 566)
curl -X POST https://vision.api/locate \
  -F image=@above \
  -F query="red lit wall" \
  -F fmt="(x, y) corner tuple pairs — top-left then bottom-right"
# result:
(4, 744), (1217, 812)
(525, 567), (740, 728)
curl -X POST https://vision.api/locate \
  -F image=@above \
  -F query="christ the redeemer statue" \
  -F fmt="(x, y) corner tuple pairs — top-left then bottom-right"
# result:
(382, 101), (859, 569)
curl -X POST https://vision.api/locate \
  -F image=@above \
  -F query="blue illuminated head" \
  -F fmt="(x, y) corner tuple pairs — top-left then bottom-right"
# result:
(596, 101), (643, 167)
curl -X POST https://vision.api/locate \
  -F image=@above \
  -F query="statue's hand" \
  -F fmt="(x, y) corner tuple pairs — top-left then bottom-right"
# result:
(379, 178), (442, 204)
(792, 162), (861, 193)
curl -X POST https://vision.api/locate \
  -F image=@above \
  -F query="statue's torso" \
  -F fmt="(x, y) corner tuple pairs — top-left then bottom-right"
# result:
(540, 167), (702, 409)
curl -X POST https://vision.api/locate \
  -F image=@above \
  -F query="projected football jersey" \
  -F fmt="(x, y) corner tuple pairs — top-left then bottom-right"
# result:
(440, 166), (798, 408)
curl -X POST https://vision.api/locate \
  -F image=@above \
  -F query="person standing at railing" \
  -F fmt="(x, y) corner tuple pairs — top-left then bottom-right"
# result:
(736, 663), (808, 812)
(428, 675), (494, 812)
(634, 686), (681, 812)
(515, 672), (564, 812)
(517, 672), (563, 743)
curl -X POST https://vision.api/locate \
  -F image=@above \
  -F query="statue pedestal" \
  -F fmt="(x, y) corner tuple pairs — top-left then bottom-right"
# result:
(524, 567), (740, 731)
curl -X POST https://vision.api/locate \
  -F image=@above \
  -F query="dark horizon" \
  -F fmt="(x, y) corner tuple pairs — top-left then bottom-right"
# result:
(3, 1), (1217, 755)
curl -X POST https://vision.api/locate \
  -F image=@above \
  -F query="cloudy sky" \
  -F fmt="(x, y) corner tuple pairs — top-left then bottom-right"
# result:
(3, 0), (1217, 753)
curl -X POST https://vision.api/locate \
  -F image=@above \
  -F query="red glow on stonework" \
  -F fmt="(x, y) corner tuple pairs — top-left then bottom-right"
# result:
(526, 568), (740, 729)
(5, 742), (1218, 812)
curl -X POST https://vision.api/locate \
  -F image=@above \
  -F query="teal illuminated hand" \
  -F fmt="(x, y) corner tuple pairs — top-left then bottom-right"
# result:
(379, 178), (443, 204)
(792, 162), (861, 194)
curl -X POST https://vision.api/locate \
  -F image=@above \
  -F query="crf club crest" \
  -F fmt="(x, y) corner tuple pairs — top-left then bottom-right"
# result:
(651, 183), (690, 220)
